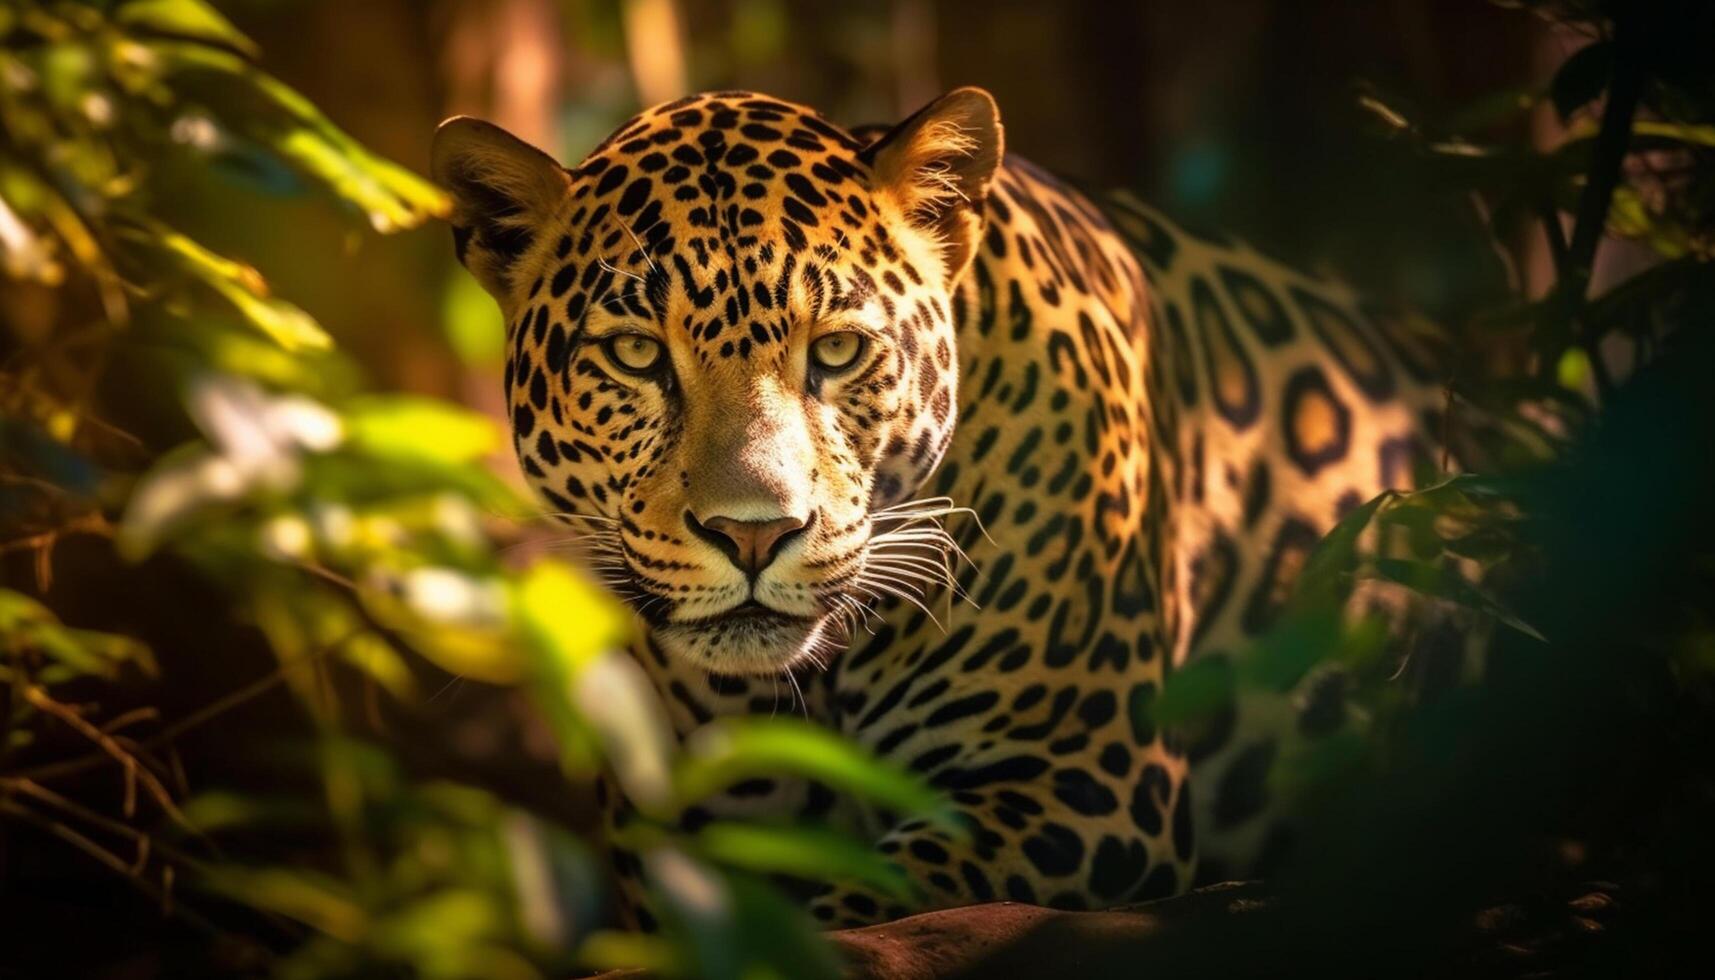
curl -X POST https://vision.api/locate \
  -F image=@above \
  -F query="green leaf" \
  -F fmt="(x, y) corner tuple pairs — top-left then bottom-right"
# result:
(641, 850), (841, 980)
(1273, 729), (1369, 800)
(638, 848), (741, 980)
(693, 821), (914, 901)
(270, 126), (450, 233)
(442, 269), (506, 366)
(199, 866), (367, 941)
(0, 589), (157, 682)
(119, 222), (332, 351)
(137, 40), (449, 232)
(177, 791), (321, 835)
(343, 396), (501, 465)
(514, 562), (634, 776)
(1371, 558), (1545, 642)
(1291, 490), (1393, 610)
(116, 0), (261, 58)
(301, 450), (530, 518)
(1238, 611), (1342, 694)
(579, 931), (681, 976)
(677, 719), (953, 830)
(1607, 185), (1694, 259)
(143, 312), (358, 396)
(574, 650), (676, 813)
(1630, 119), (1715, 149)
(1142, 655), (1235, 727)
(368, 889), (503, 964)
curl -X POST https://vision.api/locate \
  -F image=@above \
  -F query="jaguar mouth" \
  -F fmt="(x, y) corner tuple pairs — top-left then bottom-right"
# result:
(724, 599), (791, 621)
(683, 599), (817, 628)
(651, 599), (834, 676)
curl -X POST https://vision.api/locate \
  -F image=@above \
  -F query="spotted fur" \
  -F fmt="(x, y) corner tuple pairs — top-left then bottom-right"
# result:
(433, 88), (1447, 928)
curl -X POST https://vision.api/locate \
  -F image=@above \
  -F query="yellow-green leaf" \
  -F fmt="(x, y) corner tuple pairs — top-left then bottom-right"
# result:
(343, 396), (501, 465)
(677, 719), (953, 831)
(116, 0), (261, 59)
(694, 821), (914, 901)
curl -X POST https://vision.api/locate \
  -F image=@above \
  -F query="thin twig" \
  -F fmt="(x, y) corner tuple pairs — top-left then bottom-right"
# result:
(0, 799), (229, 939)
(12, 632), (354, 783)
(20, 685), (189, 828)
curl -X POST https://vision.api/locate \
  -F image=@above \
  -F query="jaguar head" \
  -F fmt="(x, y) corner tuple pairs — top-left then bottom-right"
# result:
(434, 89), (1003, 675)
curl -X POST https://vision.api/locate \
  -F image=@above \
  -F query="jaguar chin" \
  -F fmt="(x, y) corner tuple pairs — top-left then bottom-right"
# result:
(652, 602), (842, 676)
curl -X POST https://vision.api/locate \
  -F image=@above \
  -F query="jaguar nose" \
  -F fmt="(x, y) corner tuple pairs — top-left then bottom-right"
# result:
(686, 512), (811, 576)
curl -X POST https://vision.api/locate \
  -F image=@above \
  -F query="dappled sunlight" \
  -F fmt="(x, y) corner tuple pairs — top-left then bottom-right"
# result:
(3, 2), (1713, 978)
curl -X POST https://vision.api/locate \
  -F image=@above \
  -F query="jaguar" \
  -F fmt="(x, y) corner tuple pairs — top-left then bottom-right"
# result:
(431, 87), (1450, 928)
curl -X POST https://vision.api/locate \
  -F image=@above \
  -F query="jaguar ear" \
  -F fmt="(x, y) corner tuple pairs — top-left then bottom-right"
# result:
(861, 87), (1004, 285)
(432, 116), (571, 303)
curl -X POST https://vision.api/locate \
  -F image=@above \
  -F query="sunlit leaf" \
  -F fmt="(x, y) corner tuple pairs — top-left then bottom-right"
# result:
(119, 377), (351, 557)
(177, 791), (321, 834)
(116, 0), (261, 58)
(575, 650), (675, 813)
(355, 574), (521, 685)
(677, 718), (951, 828)
(343, 396), (501, 465)
(0, 588), (158, 682)
(1355, 88), (1413, 133)
(578, 930), (681, 976)
(119, 221), (332, 351)
(339, 630), (418, 701)
(271, 126), (450, 233)
(442, 269), (506, 366)
(142, 312), (358, 396)
(0, 164), (123, 319)
(136, 40), (449, 231)
(1629, 119), (1715, 149)
(1606, 185), (1693, 259)
(1559, 116), (1715, 153)
(514, 561), (634, 775)
(693, 821), (914, 901)
(367, 889), (502, 964)
(1557, 346), (1593, 391)
(0, 190), (63, 283)
(199, 866), (368, 941)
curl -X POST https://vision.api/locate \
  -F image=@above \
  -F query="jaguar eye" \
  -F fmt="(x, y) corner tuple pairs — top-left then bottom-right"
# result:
(606, 334), (664, 373)
(810, 332), (864, 372)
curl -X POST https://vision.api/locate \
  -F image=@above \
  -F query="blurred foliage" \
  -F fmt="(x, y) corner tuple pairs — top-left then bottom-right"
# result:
(1143, 0), (1715, 972)
(1, 2), (942, 978)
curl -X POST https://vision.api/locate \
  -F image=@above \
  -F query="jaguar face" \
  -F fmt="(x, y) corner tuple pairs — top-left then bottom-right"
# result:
(434, 89), (1003, 675)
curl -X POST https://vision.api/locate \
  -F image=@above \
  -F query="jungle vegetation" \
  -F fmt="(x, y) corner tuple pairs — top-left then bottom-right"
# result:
(2, 1), (1711, 977)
